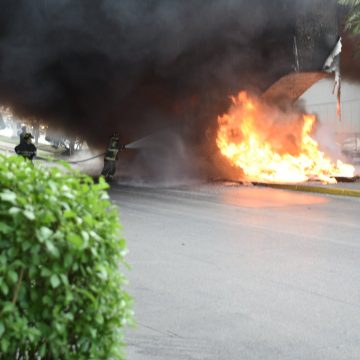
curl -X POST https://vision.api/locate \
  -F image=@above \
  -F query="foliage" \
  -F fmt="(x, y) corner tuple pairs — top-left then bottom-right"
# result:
(0, 155), (132, 359)
(339, 0), (360, 35)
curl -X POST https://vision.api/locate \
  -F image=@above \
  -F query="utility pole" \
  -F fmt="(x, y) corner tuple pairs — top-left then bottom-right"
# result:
(293, 36), (300, 72)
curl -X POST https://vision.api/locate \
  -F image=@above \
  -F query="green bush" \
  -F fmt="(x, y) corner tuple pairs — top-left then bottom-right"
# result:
(0, 155), (132, 359)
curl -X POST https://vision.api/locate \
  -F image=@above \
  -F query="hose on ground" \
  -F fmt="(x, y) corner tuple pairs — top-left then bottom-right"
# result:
(35, 152), (106, 164)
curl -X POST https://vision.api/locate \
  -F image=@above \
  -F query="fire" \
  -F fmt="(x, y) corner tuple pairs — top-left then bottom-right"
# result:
(216, 91), (354, 183)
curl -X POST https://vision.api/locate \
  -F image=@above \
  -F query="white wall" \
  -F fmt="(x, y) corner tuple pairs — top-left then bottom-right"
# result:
(300, 79), (360, 134)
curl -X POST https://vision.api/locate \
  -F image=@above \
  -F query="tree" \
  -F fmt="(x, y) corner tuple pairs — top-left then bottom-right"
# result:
(339, 0), (360, 35)
(0, 155), (132, 359)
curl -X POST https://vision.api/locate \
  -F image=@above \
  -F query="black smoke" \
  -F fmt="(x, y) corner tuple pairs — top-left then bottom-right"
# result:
(0, 0), (348, 179)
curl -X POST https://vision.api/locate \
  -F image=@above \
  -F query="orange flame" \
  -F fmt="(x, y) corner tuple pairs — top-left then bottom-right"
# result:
(216, 91), (354, 183)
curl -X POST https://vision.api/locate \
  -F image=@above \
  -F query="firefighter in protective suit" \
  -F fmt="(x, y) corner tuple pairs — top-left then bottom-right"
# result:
(101, 132), (125, 182)
(14, 133), (37, 161)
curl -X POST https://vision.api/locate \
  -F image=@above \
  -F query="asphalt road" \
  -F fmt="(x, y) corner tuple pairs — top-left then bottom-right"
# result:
(109, 183), (360, 360)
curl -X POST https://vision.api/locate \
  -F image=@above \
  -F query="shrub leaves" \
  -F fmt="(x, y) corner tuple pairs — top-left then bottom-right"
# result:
(0, 155), (132, 359)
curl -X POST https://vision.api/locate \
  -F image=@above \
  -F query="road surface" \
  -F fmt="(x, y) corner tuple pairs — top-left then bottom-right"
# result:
(109, 182), (360, 360)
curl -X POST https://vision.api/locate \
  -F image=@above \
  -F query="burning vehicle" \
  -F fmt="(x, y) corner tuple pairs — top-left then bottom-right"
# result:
(216, 91), (354, 184)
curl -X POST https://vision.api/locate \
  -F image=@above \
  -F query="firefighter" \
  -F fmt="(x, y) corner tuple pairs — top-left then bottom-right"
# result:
(101, 132), (126, 181)
(14, 133), (37, 161)
(18, 125), (27, 144)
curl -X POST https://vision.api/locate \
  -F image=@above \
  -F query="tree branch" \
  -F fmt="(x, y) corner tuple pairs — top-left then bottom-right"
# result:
(12, 268), (25, 305)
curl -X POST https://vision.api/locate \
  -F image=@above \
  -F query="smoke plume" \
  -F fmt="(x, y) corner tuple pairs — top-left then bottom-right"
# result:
(0, 0), (354, 180)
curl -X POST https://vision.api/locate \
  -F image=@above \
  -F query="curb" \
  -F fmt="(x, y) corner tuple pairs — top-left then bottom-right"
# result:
(0, 146), (13, 153)
(253, 182), (360, 198)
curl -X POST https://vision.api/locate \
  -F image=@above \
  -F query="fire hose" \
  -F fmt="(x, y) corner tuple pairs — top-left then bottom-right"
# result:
(35, 152), (106, 164)
(9, 129), (164, 165)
